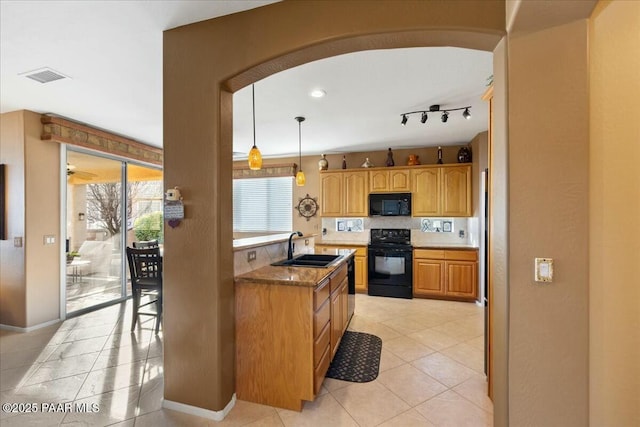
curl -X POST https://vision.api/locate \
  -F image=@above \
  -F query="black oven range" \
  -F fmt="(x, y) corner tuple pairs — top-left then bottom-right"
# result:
(367, 228), (413, 299)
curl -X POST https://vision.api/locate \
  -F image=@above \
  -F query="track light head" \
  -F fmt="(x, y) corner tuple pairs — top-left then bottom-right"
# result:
(441, 111), (449, 123)
(420, 112), (428, 124)
(401, 114), (408, 126)
(463, 108), (471, 120)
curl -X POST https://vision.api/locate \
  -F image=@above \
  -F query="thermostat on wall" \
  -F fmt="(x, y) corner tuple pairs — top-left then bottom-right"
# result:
(535, 258), (553, 282)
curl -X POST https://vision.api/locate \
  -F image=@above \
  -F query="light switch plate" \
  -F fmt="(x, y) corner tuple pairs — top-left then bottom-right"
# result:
(535, 258), (553, 282)
(247, 250), (257, 262)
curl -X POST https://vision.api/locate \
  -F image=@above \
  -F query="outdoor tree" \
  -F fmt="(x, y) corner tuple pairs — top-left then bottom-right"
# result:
(86, 182), (143, 236)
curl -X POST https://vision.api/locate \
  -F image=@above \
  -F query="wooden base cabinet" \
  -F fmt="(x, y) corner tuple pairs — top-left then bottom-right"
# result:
(315, 245), (367, 292)
(413, 257), (445, 297)
(413, 249), (478, 301)
(236, 263), (348, 411)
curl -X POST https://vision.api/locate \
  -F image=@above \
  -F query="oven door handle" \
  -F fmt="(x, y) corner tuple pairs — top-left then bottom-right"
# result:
(368, 248), (412, 255)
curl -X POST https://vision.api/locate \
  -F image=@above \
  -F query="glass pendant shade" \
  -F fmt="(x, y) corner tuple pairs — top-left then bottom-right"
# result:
(248, 144), (262, 170)
(296, 171), (306, 186)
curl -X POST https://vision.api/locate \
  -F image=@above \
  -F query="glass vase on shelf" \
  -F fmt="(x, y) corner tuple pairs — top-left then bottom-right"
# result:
(437, 146), (443, 164)
(318, 154), (329, 170)
(386, 148), (395, 166)
(342, 156), (347, 169)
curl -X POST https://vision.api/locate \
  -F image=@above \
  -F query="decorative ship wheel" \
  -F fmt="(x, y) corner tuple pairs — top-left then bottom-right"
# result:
(296, 194), (319, 221)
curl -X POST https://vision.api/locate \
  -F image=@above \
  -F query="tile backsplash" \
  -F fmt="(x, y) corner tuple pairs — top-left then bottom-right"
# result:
(322, 216), (479, 247)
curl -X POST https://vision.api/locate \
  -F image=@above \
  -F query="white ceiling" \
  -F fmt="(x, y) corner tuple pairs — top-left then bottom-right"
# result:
(1, 1), (492, 159)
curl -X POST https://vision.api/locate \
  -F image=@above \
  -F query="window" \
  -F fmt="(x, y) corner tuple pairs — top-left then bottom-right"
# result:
(233, 177), (293, 232)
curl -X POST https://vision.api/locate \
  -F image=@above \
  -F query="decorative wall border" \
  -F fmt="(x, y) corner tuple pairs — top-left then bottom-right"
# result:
(232, 163), (297, 179)
(40, 115), (163, 166)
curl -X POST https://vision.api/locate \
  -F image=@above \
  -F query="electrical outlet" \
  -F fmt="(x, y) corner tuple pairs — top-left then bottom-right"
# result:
(247, 250), (257, 262)
(14, 237), (23, 247)
(305, 239), (309, 246)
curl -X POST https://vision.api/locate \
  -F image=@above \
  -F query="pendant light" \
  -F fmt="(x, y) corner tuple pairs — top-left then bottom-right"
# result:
(247, 84), (262, 170)
(295, 116), (306, 186)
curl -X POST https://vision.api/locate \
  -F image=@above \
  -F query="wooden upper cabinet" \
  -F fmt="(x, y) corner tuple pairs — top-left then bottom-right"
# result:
(412, 168), (441, 216)
(343, 171), (368, 216)
(320, 172), (343, 216)
(390, 169), (411, 191)
(369, 169), (411, 193)
(441, 165), (472, 217)
(321, 164), (471, 218)
(369, 170), (388, 192)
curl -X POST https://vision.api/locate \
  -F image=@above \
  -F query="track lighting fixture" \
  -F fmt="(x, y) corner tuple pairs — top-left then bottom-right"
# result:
(399, 104), (472, 125)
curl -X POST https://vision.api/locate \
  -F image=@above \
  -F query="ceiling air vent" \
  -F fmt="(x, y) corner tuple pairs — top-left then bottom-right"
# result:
(21, 67), (69, 84)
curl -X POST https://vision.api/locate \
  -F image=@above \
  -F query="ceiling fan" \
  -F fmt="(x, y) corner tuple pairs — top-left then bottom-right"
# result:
(66, 163), (97, 180)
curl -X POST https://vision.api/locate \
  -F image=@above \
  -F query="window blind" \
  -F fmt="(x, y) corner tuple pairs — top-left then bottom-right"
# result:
(233, 177), (293, 232)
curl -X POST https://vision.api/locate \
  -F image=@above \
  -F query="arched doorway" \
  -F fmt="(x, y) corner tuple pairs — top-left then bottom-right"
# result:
(162, 1), (506, 422)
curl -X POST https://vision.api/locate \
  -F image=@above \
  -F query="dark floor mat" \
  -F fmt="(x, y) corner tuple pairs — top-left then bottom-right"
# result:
(326, 331), (382, 383)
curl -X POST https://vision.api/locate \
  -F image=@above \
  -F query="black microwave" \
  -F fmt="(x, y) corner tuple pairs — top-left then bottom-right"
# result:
(369, 193), (411, 216)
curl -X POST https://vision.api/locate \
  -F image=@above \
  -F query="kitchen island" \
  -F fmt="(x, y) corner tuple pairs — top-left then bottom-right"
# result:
(235, 249), (355, 411)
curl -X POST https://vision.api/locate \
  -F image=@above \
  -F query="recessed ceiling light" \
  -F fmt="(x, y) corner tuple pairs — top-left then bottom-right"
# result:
(310, 89), (326, 98)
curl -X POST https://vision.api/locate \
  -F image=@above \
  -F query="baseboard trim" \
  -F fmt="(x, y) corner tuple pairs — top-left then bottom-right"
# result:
(0, 318), (62, 333)
(162, 393), (236, 421)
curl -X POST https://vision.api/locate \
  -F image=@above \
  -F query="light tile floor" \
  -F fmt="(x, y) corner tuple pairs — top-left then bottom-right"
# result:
(0, 294), (492, 426)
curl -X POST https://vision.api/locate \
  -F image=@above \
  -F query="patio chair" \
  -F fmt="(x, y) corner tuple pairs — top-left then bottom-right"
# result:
(126, 246), (163, 333)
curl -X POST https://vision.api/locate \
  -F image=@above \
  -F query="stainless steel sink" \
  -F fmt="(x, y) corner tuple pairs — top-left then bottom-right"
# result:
(271, 254), (343, 268)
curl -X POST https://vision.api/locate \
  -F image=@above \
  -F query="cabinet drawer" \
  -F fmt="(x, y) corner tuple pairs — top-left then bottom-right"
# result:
(314, 278), (330, 310)
(330, 265), (347, 293)
(445, 250), (478, 261)
(314, 344), (331, 395)
(414, 249), (445, 259)
(314, 322), (330, 367)
(314, 299), (330, 337)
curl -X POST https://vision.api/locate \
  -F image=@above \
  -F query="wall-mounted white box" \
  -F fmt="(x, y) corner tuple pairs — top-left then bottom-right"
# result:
(535, 258), (553, 282)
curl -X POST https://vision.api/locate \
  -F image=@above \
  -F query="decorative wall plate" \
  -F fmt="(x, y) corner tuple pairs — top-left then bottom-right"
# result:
(296, 194), (319, 221)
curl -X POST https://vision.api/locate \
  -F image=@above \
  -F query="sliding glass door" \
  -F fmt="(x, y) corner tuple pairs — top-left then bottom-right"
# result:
(65, 149), (162, 315)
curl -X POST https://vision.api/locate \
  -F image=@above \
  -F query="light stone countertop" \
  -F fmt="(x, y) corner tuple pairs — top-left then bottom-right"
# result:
(316, 238), (477, 250)
(314, 239), (368, 247)
(412, 243), (478, 250)
(234, 248), (355, 287)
